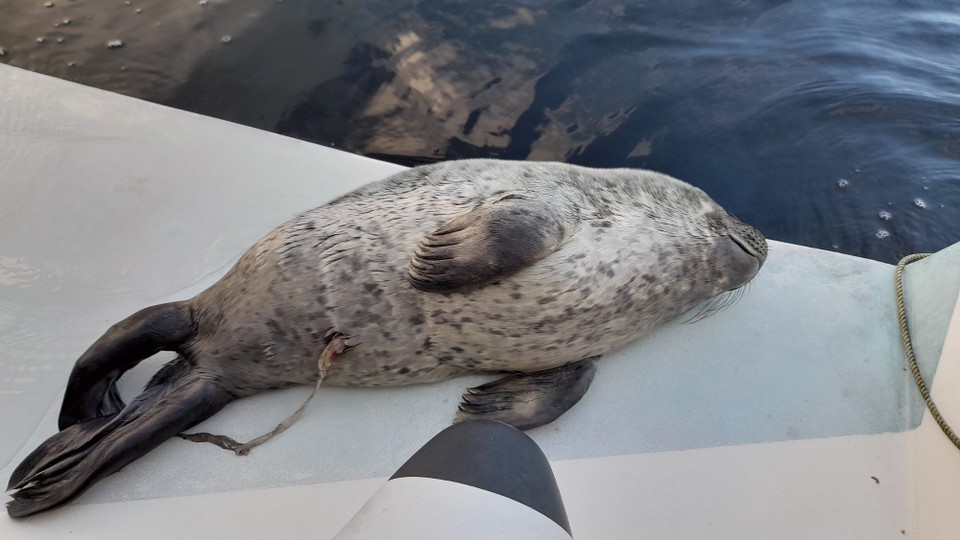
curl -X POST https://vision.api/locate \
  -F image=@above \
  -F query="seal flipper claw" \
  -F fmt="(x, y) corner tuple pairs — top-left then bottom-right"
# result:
(6, 362), (234, 518)
(7, 416), (114, 491)
(408, 195), (577, 294)
(454, 356), (599, 430)
(58, 302), (195, 430)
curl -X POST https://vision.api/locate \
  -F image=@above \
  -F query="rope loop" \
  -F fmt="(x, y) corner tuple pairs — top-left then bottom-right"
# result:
(895, 253), (960, 450)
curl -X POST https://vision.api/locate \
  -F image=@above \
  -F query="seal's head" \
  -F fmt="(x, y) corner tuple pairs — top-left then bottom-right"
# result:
(634, 172), (767, 296)
(704, 209), (767, 293)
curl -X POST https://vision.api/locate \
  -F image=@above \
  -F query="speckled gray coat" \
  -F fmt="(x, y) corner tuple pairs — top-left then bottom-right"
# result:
(187, 159), (767, 395)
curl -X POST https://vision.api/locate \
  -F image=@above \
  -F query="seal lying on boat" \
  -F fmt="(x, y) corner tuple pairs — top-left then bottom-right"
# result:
(6, 159), (767, 517)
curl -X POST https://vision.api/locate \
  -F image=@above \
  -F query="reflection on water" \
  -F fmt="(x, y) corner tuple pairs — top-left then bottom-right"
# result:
(1, 0), (959, 262)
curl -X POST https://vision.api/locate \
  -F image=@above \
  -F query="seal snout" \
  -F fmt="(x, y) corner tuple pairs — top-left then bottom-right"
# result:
(708, 214), (767, 293)
(728, 219), (768, 265)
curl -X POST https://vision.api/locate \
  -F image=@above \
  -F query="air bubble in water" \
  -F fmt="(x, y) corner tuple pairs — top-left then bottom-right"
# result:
(135, 8), (142, 13)
(221, 35), (232, 43)
(36, 36), (46, 43)
(914, 198), (927, 209)
(107, 39), (124, 48)
(878, 210), (892, 221)
(199, 0), (208, 5)
(57, 37), (64, 43)
(875, 230), (890, 239)
(44, 2), (54, 7)
(837, 179), (849, 188)
(62, 18), (70, 25)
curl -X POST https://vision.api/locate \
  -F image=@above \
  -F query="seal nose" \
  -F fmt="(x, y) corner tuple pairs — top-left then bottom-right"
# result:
(728, 219), (768, 264)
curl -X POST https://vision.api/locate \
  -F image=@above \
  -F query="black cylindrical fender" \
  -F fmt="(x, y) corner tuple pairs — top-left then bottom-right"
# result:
(334, 420), (572, 539)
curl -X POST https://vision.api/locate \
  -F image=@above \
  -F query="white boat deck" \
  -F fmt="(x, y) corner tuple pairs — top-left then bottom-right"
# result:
(2, 65), (959, 538)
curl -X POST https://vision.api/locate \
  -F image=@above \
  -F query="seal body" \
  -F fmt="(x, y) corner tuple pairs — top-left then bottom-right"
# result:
(188, 159), (764, 393)
(7, 159), (767, 518)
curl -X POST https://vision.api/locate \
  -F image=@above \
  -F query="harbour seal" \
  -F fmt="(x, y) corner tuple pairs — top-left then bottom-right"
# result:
(6, 159), (767, 517)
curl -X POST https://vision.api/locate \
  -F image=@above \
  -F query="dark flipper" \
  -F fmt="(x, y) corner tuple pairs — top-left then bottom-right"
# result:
(9, 358), (190, 490)
(6, 416), (115, 492)
(408, 194), (578, 294)
(6, 359), (234, 519)
(58, 302), (196, 430)
(454, 357), (599, 430)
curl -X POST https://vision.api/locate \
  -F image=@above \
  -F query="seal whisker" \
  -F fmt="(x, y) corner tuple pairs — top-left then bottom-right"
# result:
(684, 299), (718, 324)
(683, 286), (748, 324)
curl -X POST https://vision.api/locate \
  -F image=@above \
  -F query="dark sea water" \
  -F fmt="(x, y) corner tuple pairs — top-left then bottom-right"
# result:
(2, 0), (958, 263)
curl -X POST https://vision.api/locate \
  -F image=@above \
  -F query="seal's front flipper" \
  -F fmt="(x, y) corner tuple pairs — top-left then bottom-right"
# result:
(454, 357), (599, 430)
(408, 194), (578, 294)
(58, 302), (195, 430)
(6, 362), (234, 518)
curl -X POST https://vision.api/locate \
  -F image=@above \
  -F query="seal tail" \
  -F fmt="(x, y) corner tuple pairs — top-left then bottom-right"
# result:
(57, 302), (197, 430)
(6, 358), (235, 518)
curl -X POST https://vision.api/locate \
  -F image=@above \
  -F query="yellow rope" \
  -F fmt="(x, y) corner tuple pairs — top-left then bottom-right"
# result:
(895, 253), (960, 450)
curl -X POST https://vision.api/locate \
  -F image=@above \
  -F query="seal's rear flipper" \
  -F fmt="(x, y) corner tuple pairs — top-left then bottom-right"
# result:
(6, 415), (115, 492)
(6, 362), (234, 519)
(454, 357), (599, 430)
(58, 302), (196, 430)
